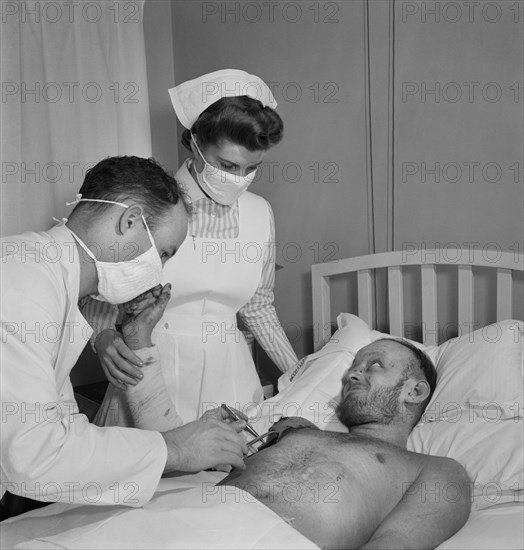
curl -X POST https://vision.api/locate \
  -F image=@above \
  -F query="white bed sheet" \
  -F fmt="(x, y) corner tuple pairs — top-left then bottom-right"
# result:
(0, 471), (318, 550)
(437, 502), (524, 550)
(2, 475), (521, 550)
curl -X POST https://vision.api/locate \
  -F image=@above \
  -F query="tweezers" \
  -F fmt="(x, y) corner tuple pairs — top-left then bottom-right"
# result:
(221, 403), (259, 439)
(221, 404), (274, 449)
(246, 431), (273, 448)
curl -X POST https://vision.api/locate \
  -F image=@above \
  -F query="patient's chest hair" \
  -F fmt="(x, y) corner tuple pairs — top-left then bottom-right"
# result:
(231, 427), (423, 505)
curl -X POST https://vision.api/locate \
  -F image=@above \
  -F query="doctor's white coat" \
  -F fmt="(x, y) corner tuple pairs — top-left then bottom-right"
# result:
(0, 225), (166, 506)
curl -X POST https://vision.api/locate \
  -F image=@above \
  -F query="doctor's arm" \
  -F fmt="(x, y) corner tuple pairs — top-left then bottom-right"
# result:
(1, 277), (167, 506)
(80, 295), (146, 389)
(238, 203), (299, 373)
(2, 281), (247, 506)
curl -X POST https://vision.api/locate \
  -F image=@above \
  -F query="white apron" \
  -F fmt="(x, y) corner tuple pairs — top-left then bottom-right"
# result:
(154, 190), (267, 421)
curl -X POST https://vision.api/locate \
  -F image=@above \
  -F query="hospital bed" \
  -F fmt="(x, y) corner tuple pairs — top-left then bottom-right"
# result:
(1, 247), (523, 549)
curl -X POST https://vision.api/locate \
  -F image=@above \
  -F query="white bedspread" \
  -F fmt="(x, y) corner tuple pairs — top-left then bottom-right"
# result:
(0, 471), (318, 550)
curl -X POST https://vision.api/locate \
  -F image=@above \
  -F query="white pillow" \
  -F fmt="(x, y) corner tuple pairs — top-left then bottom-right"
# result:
(249, 346), (350, 435)
(425, 321), (523, 419)
(251, 314), (524, 509)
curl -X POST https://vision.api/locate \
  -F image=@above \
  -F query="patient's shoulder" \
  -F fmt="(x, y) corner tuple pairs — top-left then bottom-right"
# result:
(419, 453), (470, 486)
(259, 417), (320, 449)
(272, 416), (319, 432)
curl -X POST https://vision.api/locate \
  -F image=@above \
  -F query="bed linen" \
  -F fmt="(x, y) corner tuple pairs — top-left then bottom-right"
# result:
(0, 472), (317, 549)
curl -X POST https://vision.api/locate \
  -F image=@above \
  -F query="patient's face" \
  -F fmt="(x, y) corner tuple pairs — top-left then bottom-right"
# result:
(337, 340), (413, 428)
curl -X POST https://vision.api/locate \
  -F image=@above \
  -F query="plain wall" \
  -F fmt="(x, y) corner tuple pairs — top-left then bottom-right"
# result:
(392, 0), (524, 337)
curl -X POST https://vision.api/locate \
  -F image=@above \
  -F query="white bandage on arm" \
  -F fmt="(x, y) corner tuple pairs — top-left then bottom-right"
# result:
(126, 347), (183, 432)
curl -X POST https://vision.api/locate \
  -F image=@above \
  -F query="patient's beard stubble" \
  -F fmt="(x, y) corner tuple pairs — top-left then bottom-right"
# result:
(336, 378), (406, 429)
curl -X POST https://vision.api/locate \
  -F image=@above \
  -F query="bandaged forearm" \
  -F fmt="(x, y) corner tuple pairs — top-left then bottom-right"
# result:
(125, 347), (183, 432)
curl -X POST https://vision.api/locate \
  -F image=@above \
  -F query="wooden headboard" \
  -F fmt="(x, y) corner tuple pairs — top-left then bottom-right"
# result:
(312, 248), (524, 350)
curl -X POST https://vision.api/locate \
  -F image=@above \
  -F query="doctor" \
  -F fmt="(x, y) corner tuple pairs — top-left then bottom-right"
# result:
(85, 69), (299, 425)
(0, 156), (247, 519)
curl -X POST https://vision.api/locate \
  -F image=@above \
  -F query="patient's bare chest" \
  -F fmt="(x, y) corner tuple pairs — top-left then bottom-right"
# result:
(232, 429), (425, 549)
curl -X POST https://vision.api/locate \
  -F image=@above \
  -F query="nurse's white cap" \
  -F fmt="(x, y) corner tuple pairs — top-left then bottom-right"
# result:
(168, 68), (278, 129)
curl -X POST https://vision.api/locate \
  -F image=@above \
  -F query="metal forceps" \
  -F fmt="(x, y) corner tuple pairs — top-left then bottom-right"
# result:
(221, 403), (272, 449)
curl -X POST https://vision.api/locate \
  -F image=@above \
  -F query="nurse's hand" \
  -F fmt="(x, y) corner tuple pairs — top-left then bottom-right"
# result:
(161, 416), (248, 474)
(94, 329), (145, 390)
(94, 285), (171, 390)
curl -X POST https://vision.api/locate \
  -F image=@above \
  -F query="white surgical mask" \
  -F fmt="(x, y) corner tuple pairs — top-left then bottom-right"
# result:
(191, 135), (257, 206)
(69, 198), (163, 305)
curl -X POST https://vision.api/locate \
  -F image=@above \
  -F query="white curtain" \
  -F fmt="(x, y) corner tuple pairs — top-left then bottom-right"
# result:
(0, 0), (152, 237)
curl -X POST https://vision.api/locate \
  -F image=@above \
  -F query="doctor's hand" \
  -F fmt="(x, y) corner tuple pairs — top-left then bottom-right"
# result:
(203, 406), (249, 426)
(161, 416), (248, 474)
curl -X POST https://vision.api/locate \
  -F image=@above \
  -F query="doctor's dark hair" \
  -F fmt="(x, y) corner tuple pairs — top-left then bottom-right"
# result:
(73, 156), (190, 230)
(376, 338), (437, 426)
(181, 96), (283, 152)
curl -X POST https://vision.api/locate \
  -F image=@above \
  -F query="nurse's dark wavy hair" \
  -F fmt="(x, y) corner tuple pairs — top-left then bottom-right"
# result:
(181, 96), (283, 152)
(72, 156), (190, 230)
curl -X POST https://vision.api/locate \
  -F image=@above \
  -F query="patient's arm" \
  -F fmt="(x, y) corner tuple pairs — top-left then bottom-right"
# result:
(122, 347), (183, 431)
(119, 284), (182, 431)
(360, 456), (471, 550)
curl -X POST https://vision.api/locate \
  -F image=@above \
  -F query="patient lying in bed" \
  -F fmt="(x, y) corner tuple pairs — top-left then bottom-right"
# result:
(113, 296), (471, 549)
(218, 339), (472, 550)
